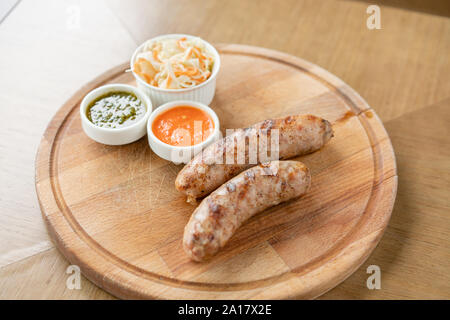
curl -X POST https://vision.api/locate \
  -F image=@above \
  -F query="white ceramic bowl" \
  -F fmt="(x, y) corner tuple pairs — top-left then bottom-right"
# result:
(147, 100), (220, 163)
(80, 84), (152, 145)
(130, 34), (221, 108)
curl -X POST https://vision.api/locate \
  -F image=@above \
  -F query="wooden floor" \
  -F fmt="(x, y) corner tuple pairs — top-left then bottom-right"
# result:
(0, 0), (448, 299)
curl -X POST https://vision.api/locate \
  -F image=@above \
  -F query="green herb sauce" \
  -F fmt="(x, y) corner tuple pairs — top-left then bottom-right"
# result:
(86, 91), (145, 128)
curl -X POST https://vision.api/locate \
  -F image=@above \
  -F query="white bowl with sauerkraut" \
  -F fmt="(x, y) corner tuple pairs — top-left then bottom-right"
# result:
(130, 34), (220, 107)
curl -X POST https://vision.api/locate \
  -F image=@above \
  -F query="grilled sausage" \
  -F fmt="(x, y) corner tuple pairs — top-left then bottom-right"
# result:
(175, 114), (332, 202)
(183, 160), (311, 261)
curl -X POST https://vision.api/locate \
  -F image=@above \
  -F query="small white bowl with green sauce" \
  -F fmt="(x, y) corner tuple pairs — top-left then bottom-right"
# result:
(80, 84), (152, 145)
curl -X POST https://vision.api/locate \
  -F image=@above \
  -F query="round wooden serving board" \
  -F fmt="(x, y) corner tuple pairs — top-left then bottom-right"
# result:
(35, 44), (397, 299)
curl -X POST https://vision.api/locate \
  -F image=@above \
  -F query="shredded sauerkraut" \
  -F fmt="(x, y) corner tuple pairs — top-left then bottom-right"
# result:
(133, 37), (215, 89)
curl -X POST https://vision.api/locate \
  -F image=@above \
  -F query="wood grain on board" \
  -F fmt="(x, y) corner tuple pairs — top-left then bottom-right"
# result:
(35, 45), (397, 299)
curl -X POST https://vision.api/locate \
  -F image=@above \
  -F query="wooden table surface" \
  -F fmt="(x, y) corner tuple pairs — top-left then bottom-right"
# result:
(0, 0), (448, 299)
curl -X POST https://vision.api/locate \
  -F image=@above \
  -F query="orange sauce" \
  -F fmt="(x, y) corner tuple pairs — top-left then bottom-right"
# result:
(152, 106), (214, 146)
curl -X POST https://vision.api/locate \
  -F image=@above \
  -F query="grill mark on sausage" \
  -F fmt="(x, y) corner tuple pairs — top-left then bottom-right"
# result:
(226, 182), (236, 192)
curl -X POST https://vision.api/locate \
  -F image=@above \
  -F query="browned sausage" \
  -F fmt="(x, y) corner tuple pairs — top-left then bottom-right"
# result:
(183, 160), (311, 261)
(175, 114), (332, 202)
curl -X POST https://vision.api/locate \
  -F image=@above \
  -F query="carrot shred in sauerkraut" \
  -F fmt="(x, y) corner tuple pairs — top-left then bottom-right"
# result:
(133, 37), (214, 89)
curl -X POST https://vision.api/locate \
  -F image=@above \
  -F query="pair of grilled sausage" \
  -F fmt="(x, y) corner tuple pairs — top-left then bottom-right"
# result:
(175, 114), (334, 261)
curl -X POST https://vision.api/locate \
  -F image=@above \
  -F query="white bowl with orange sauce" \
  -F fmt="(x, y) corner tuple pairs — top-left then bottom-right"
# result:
(147, 100), (220, 163)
